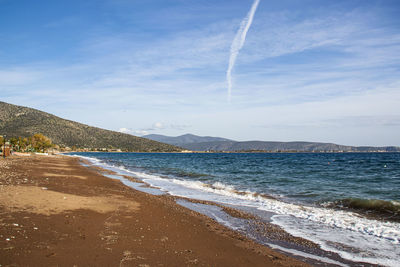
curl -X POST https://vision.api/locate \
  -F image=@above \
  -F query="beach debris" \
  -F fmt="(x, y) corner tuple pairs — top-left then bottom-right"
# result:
(123, 250), (132, 257)
(41, 187), (48, 190)
(119, 251), (136, 266)
(12, 223), (19, 226)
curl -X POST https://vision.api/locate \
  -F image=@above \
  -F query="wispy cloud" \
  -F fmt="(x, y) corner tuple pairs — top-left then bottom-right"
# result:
(226, 0), (260, 102)
(2, 1), (399, 145)
(0, 68), (42, 86)
(7, 7), (398, 108)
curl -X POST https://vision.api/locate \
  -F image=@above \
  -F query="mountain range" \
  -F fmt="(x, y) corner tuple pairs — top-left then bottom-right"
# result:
(144, 134), (400, 152)
(0, 101), (181, 152)
(1, 101), (398, 153)
(143, 134), (232, 145)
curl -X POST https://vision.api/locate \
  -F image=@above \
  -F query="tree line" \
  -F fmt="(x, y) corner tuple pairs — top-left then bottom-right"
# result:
(1, 133), (54, 153)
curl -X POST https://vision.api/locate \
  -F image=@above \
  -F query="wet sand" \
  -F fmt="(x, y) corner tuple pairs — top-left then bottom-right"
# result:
(0, 155), (309, 266)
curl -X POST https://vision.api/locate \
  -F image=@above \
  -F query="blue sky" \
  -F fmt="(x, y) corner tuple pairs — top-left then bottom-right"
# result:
(1, 0), (400, 146)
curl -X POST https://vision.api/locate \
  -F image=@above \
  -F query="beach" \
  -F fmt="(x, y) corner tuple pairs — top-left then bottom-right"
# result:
(0, 155), (308, 266)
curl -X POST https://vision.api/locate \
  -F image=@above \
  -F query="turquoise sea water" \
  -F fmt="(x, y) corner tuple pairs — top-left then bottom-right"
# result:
(70, 152), (400, 266)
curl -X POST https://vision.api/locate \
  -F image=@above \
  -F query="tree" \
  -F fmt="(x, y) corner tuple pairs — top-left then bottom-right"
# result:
(9, 137), (18, 150)
(18, 137), (28, 152)
(31, 133), (53, 152)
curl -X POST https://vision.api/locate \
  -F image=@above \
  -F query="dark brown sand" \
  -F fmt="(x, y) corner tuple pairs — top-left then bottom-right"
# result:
(0, 155), (309, 266)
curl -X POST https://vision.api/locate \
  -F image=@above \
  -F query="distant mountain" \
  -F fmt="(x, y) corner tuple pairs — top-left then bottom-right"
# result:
(143, 133), (233, 146)
(0, 101), (181, 152)
(144, 134), (400, 152)
(183, 141), (400, 152)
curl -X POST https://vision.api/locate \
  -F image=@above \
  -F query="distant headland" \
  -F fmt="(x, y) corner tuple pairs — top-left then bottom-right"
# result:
(1, 101), (398, 153)
(0, 101), (181, 153)
(143, 134), (400, 153)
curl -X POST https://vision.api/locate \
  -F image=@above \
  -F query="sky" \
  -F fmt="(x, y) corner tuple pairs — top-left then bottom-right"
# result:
(1, 0), (400, 146)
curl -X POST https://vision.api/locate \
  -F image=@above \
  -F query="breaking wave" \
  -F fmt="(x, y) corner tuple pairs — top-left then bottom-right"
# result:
(71, 153), (400, 266)
(327, 198), (400, 222)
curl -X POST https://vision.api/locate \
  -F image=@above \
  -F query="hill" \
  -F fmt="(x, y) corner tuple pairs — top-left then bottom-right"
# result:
(143, 133), (233, 146)
(144, 134), (400, 152)
(0, 101), (182, 152)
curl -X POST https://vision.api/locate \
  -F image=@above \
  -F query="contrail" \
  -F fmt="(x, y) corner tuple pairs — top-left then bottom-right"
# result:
(226, 0), (260, 102)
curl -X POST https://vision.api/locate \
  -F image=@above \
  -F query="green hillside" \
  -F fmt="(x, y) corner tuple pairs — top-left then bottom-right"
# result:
(0, 101), (182, 152)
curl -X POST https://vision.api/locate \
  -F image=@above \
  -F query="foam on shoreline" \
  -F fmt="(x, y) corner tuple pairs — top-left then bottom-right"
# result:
(73, 154), (400, 266)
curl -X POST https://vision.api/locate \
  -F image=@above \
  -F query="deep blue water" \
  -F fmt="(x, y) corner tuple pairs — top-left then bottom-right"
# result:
(72, 152), (400, 205)
(70, 152), (400, 266)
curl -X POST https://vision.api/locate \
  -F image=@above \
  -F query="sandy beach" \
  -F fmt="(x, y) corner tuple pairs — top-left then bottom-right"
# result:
(0, 155), (308, 266)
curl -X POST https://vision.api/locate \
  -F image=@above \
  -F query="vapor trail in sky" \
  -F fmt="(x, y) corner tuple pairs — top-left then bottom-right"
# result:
(226, 0), (260, 102)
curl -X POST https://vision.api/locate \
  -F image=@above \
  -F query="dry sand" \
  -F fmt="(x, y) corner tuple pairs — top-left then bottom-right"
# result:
(0, 155), (309, 266)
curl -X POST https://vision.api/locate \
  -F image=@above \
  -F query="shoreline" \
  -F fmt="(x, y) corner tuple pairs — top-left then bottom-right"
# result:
(0, 154), (309, 266)
(75, 153), (382, 267)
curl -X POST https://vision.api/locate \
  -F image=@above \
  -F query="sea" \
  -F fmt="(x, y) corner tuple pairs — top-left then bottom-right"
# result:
(69, 152), (400, 266)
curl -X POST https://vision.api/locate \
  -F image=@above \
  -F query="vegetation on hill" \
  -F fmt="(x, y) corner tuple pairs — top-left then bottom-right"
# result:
(0, 101), (182, 152)
(1, 133), (54, 153)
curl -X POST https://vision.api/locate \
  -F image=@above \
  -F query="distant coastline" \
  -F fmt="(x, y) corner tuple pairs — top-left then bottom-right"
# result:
(143, 134), (400, 153)
(2, 101), (399, 154)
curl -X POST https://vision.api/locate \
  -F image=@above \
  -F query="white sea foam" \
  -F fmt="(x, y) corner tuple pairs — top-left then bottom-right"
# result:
(137, 174), (400, 266)
(268, 244), (349, 267)
(71, 154), (103, 165)
(272, 215), (399, 266)
(135, 172), (400, 239)
(71, 154), (400, 266)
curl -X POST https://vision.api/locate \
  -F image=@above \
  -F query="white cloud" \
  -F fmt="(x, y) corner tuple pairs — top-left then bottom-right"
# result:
(227, 0), (260, 101)
(0, 69), (42, 87)
(153, 122), (164, 129)
(118, 128), (149, 136)
(2, 3), (399, 146)
(133, 130), (149, 136)
(118, 127), (131, 134)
